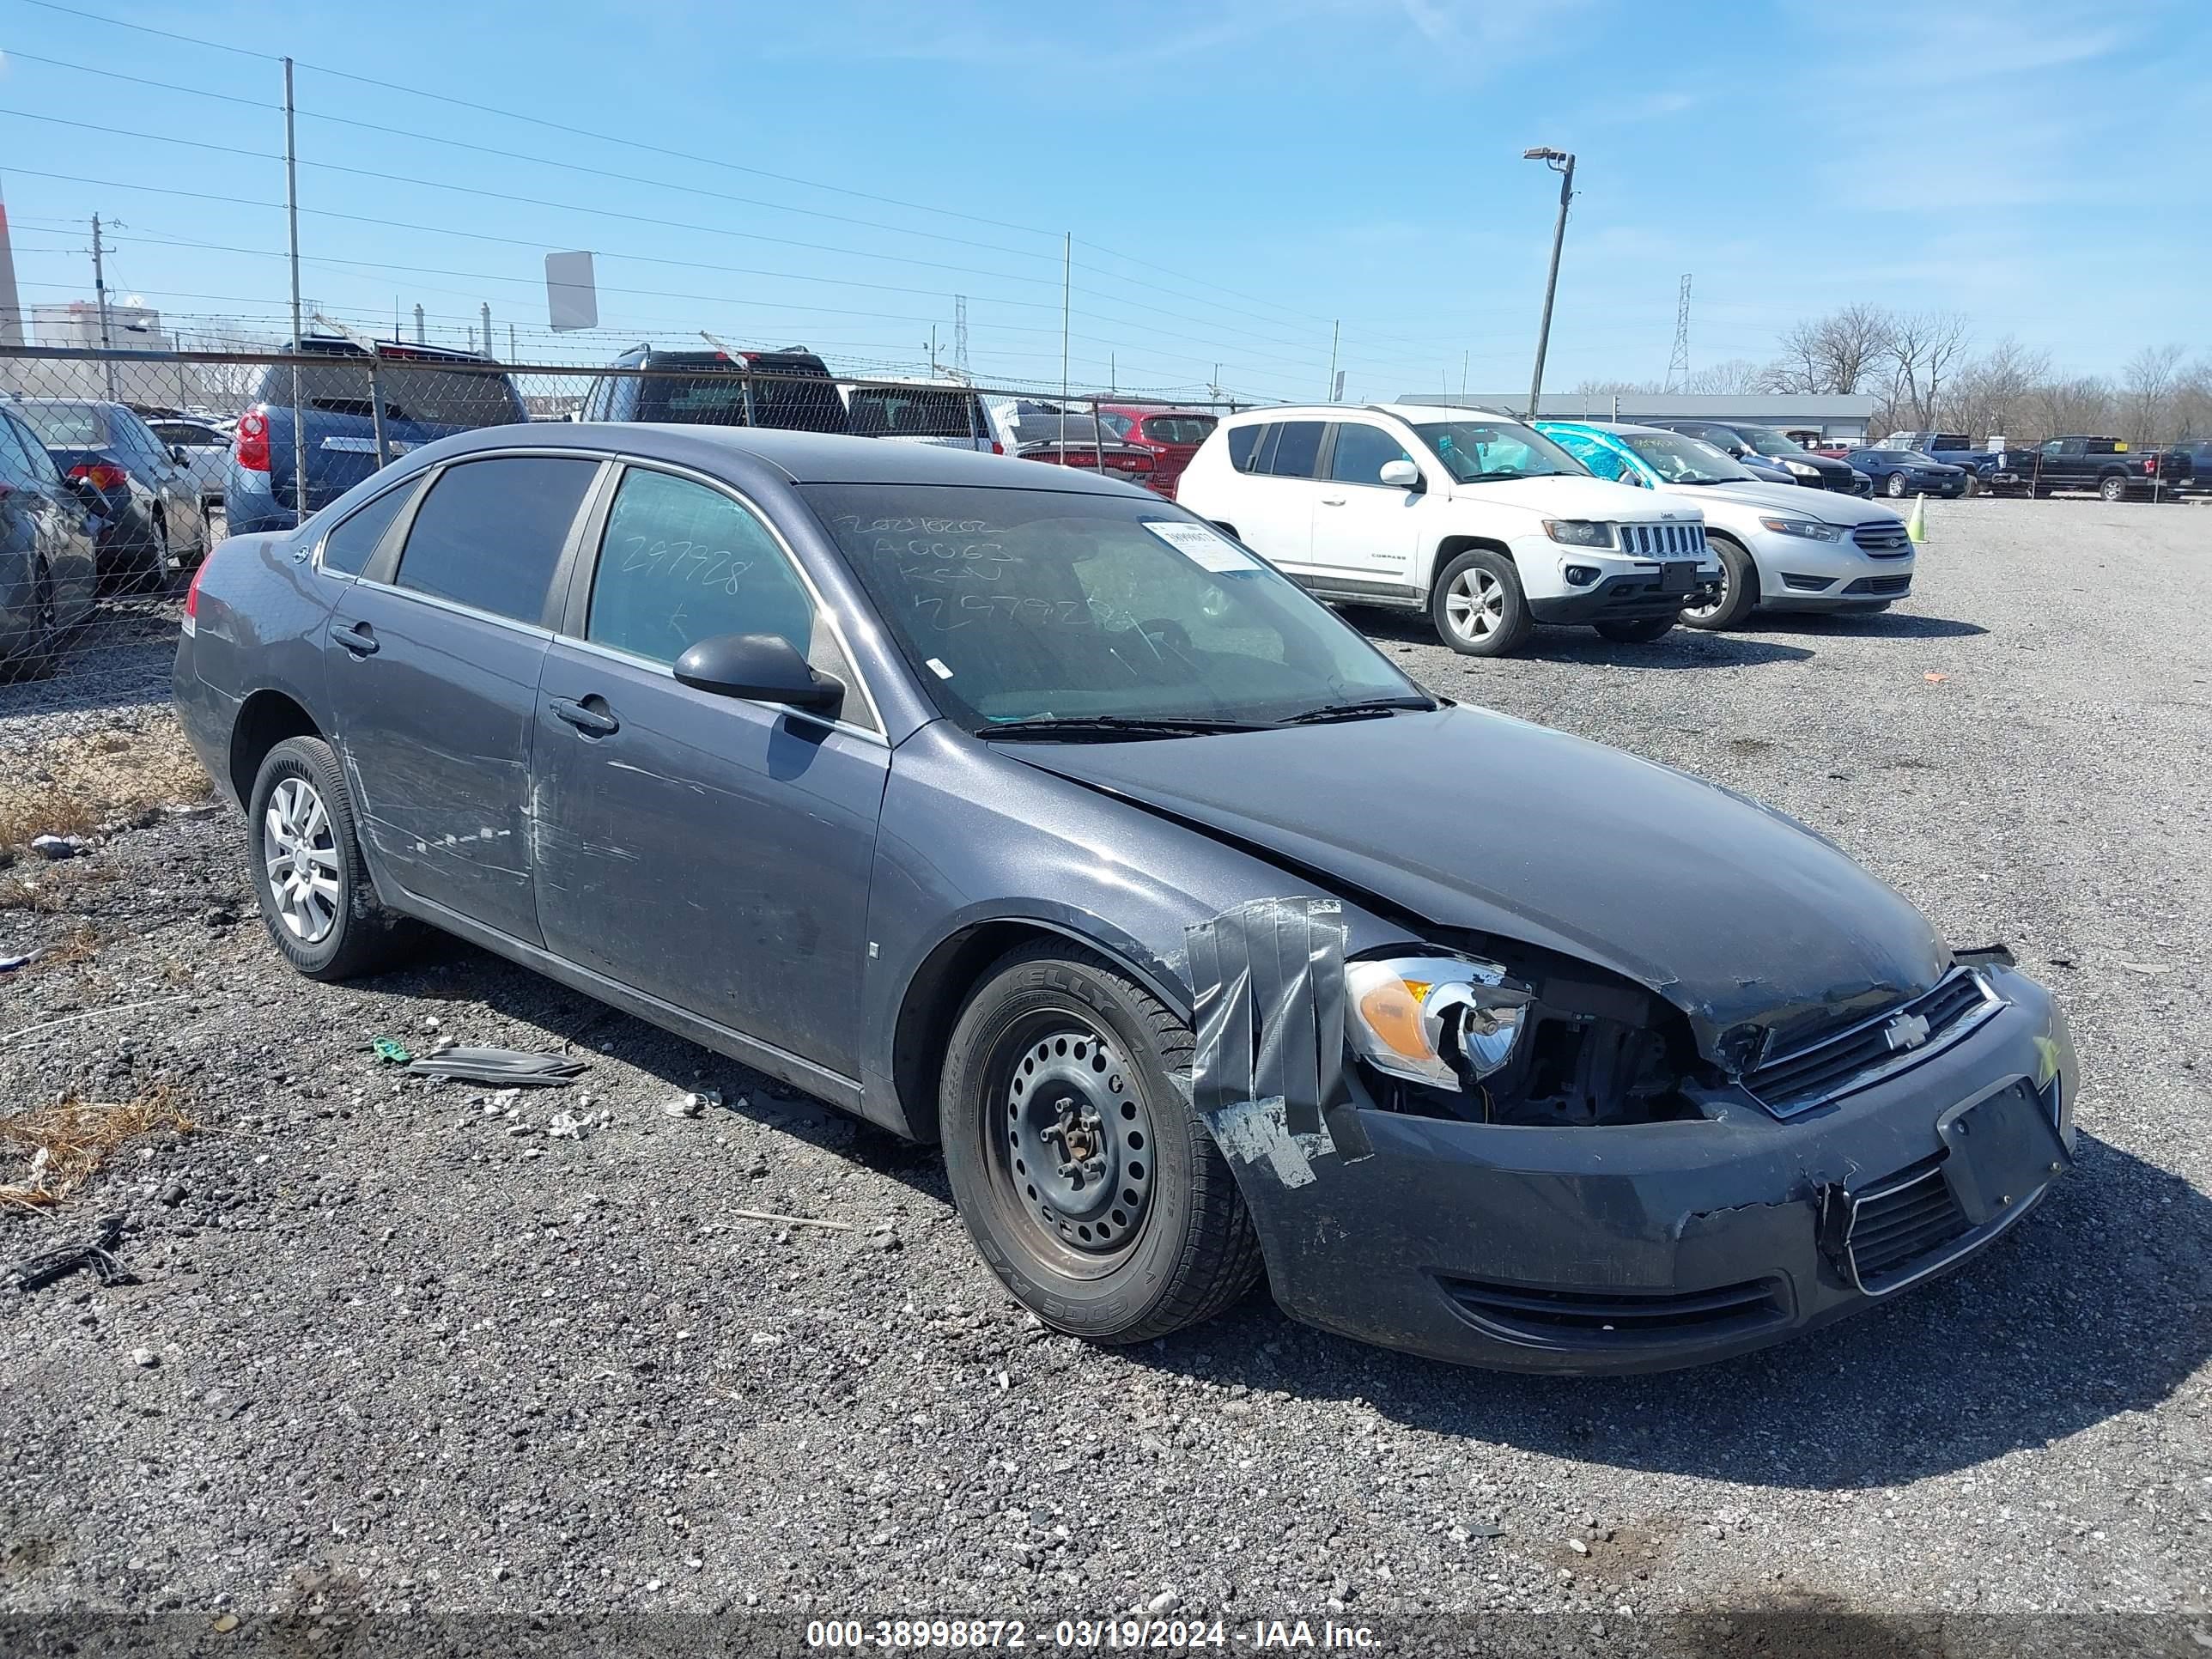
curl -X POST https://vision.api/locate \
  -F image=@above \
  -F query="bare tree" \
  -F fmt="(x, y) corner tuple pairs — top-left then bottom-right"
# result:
(2033, 376), (2115, 440)
(1948, 337), (2051, 441)
(1778, 304), (1893, 394)
(1883, 310), (1972, 430)
(2118, 343), (2188, 444)
(1685, 358), (1775, 396)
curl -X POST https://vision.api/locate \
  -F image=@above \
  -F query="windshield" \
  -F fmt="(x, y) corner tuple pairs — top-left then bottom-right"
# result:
(802, 484), (1425, 731)
(847, 386), (984, 440)
(1140, 415), (1218, 447)
(1411, 419), (1584, 483)
(1621, 431), (1755, 483)
(13, 403), (106, 447)
(1729, 424), (1811, 459)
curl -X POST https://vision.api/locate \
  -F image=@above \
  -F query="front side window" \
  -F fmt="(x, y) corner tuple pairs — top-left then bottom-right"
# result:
(11, 403), (104, 447)
(803, 484), (1425, 731)
(1730, 424), (1811, 458)
(586, 468), (817, 669)
(1411, 419), (1583, 483)
(1328, 422), (1414, 485)
(393, 456), (599, 623)
(0, 415), (36, 489)
(321, 476), (427, 577)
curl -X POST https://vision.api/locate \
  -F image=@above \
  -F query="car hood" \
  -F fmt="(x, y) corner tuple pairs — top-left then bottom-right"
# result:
(1002, 706), (1947, 1067)
(1446, 474), (1697, 520)
(1658, 478), (1907, 526)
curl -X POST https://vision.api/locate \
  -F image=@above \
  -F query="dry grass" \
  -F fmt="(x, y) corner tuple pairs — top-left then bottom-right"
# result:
(0, 714), (213, 860)
(0, 1085), (198, 1212)
(0, 862), (119, 914)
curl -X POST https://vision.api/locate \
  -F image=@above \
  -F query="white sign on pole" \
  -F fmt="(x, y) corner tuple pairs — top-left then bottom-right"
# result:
(544, 251), (599, 332)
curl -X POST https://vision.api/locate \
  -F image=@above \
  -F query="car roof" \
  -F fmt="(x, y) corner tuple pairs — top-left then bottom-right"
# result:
(1221, 401), (1515, 424)
(423, 421), (1137, 491)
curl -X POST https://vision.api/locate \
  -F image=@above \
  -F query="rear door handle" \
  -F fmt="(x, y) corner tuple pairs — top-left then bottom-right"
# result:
(550, 696), (619, 738)
(330, 620), (379, 656)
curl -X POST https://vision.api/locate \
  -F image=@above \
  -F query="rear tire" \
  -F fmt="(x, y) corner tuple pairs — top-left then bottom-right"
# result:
(1431, 549), (1534, 656)
(940, 942), (1262, 1344)
(1678, 535), (1758, 630)
(1594, 616), (1675, 644)
(2099, 474), (2128, 503)
(1885, 471), (1910, 499)
(2, 562), (58, 684)
(1960, 473), (1981, 498)
(246, 736), (418, 981)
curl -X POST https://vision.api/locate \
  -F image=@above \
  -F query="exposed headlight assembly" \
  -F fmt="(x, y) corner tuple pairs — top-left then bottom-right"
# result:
(1759, 515), (1844, 542)
(1345, 956), (1532, 1091)
(1542, 520), (1614, 548)
(1783, 459), (1820, 477)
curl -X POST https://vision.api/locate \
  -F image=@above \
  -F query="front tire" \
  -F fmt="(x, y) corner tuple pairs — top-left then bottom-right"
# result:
(246, 736), (416, 981)
(1678, 535), (1759, 630)
(940, 943), (1262, 1344)
(1594, 616), (1675, 644)
(1430, 549), (1534, 656)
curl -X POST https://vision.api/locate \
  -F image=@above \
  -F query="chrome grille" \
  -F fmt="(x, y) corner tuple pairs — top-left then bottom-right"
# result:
(1743, 969), (1997, 1115)
(1844, 1157), (1970, 1288)
(1854, 522), (1912, 556)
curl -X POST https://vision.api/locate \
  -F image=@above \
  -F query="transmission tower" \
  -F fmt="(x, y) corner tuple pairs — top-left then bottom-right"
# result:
(1663, 274), (1692, 394)
(953, 294), (970, 382)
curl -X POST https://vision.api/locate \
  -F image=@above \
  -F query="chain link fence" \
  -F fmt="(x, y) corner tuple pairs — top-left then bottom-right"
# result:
(0, 343), (1242, 693)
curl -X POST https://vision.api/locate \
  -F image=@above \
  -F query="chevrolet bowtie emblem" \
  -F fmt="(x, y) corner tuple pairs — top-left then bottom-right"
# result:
(1885, 1012), (1932, 1053)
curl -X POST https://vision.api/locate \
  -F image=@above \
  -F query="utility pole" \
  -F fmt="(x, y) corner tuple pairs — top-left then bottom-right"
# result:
(89, 213), (117, 398)
(413, 303), (425, 344)
(1059, 233), (1071, 451)
(1328, 320), (1340, 402)
(1522, 146), (1575, 422)
(283, 58), (307, 520)
(480, 303), (493, 358)
(508, 322), (515, 361)
(953, 295), (969, 381)
(928, 325), (938, 375)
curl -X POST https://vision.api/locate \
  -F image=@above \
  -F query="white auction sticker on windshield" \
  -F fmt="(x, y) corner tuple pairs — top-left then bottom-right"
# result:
(1143, 520), (1257, 574)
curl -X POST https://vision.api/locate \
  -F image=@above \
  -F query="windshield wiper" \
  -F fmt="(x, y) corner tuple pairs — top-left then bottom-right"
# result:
(1273, 696), (1437, 726)
(1454, 469), (1547, 483)
(981, 714), (1268, 742)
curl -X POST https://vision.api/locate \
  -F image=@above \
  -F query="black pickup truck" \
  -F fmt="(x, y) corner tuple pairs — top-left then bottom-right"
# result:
(1993, 435), (2194, 501)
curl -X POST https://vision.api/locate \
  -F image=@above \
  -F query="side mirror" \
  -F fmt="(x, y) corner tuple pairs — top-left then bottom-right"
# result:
(171, 445), (191, 466)
(1378, 458), (1422, 489)
(673, 632), (843, 714)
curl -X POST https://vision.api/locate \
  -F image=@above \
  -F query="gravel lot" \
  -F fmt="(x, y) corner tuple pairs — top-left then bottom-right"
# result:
(2, 499), (2209, 1654)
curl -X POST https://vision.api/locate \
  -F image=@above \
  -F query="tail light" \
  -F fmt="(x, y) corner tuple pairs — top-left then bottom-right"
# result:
(69, 463), (128, 492)
(990, 441), (1004, 456)
(2144, 458), (2158, 475)
(182, 546), (211, 635)
(235, 407), (270, 475)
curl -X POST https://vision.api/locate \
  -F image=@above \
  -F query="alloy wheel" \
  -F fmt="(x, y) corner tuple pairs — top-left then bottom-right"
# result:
(262, 775), (342, 944)
(1681, 561), (1729, 619)
(994, 1017), (1156, 1268)
(1443, 568), (1504, 644)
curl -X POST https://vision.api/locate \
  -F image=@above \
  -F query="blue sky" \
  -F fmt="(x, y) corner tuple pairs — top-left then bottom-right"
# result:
(0, 0), (2204, 402)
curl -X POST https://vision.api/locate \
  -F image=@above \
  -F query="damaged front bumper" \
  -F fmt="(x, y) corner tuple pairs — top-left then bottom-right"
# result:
(1222, 966), (2075, 1375)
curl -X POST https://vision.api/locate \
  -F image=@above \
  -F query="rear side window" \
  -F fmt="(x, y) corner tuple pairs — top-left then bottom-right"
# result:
(848, 387), (981, 439)
(393, 456), (599, 623)
(321, 477), (427, 577)
(1225, 423), (1263, 472)
(636, 368), (751, 425)
(1267, 421), (1325, 478)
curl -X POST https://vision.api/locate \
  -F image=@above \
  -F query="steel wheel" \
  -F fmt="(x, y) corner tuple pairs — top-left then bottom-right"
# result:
(992, 1016), (1155, 1271)
(1443, 566), (1505, 646)
(261, 775), (342, 944)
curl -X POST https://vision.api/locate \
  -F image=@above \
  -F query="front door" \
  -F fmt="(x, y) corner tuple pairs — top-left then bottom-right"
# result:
(1307, 421), (1424, 599)
(326, 452), (604, 945)
(531, 463), (888, 1078)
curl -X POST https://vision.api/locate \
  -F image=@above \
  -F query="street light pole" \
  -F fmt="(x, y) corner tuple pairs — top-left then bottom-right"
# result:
(1522, 146), (1575, 422)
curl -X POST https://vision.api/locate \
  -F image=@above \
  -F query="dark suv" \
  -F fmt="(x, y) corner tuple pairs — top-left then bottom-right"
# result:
(1645, 420), (1864, 494)
(579, 346), (850, 434)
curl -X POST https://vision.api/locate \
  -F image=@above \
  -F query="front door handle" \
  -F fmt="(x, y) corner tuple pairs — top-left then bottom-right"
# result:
(1319, 495), (1347, 506)
(550, 696), (619, 738)
(331, 620), (379, 656)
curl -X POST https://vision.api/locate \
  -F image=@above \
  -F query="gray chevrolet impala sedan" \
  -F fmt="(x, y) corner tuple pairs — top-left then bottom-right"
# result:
(173, 424), (2077, 1373)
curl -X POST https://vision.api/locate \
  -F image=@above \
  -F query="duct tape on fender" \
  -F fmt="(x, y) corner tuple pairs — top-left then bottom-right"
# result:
(1185, 896), (1357, 1188)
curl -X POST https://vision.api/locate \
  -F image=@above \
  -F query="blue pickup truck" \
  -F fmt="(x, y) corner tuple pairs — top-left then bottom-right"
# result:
(223, 338), (526, 533)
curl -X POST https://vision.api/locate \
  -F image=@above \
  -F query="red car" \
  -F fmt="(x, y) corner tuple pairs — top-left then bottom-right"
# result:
(1092, 405), (1218, 500)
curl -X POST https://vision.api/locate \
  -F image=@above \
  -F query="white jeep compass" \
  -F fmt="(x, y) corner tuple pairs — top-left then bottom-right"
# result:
(1176, 404), (1718, 656)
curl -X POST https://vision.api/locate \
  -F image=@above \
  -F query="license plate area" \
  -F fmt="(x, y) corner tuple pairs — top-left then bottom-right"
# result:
(1659, 562), (1695, 594)
(1936, 1079), (2070, 1225)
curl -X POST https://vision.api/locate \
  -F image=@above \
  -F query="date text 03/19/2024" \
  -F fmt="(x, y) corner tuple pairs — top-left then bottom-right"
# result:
(802, 1618), (1381, 1649)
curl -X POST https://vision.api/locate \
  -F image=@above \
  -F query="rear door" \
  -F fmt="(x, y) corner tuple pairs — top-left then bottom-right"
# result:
(1231, 420), (1328, 578)
(326, 451), (605, 945)
(1307, 420), (1423, 599)
(531, 461), (887, 1076)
